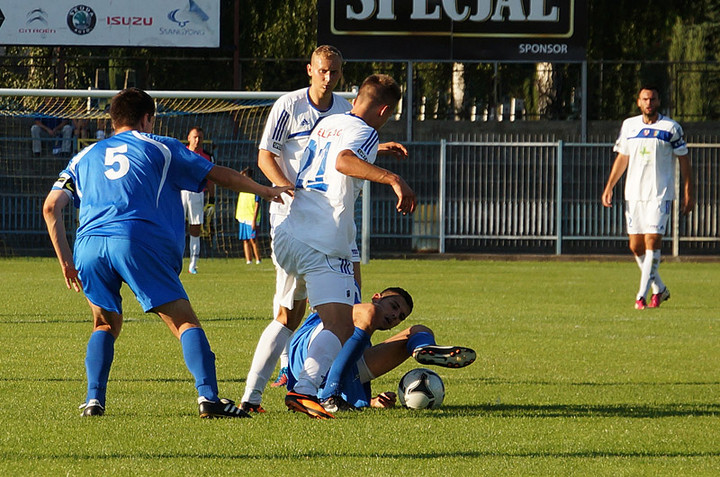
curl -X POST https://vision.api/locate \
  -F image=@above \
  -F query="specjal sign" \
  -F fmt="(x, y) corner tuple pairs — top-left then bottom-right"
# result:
(318, 0), (587, 61)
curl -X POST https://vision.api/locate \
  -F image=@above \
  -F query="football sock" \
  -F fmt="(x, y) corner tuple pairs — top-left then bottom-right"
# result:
(180, 327), (218, 401)
(293, 330), (342, 396)
(279, 342), (290, 369)
(637, 250), (655, 300)
(648, 249), (665, 294)
(318, 326), (370, 400)
(407, 331), (436, 355)
(634, 252), (661, 294)
(241, 320), (293, 404)
(189, 236), (200, 270)
(85, 330), (115, 406)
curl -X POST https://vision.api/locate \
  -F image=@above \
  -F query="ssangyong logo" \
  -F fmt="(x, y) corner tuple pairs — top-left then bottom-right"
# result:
(168, 0), (209, 27)
(67, 5), (96, 35)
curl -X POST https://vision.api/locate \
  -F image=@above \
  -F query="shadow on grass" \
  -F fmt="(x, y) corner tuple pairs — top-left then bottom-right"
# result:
(0, 315), (265, 323)
(6, 449), (720, 461)
(419, 402), (720, 419)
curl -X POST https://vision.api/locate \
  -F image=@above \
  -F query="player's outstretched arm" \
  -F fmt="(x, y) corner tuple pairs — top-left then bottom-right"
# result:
(206, 165), (292, 204)
(43, 190), (82, 292)
(336, 150), (416, 214)
(601, 153), (629, 207)
(377, 142), (408, 160)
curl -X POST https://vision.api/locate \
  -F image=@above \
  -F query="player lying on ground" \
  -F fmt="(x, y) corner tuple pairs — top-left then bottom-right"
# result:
(284, 287), (476, 417)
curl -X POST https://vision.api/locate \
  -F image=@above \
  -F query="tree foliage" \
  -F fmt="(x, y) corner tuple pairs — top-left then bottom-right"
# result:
(3, 0), (720, 120)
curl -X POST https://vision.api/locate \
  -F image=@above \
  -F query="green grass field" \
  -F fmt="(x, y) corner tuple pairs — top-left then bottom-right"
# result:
(1, 257), (719, 476)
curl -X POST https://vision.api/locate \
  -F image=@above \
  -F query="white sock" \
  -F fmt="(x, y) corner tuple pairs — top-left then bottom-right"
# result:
(648, 249), (665, 294)
(293, 330), (342, 396)
(241, 320), (293, 404)
(637, 251), (655, 300)
(279, 340), (290, 369)
(189, 236), (200, 269)
(634, 253), (645, 270)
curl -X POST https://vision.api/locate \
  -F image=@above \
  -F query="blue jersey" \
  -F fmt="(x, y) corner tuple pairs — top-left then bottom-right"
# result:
(53, 130), (213, 262)
(288, 313), (372, 408)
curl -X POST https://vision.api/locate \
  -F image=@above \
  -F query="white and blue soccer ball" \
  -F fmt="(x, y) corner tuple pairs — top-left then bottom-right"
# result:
(398, 368), (445, 409)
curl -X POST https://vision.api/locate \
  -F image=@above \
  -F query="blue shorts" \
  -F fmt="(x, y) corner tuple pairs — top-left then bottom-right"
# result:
(238, 223), (256, 240)
(74, 235), (188, 313)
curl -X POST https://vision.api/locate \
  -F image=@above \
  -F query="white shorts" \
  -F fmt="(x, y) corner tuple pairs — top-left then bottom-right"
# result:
(270, 212), (359, 313)
(181, 190), (204, 225)
(271, 226), (355, 308)
(625, 200), (671, 235)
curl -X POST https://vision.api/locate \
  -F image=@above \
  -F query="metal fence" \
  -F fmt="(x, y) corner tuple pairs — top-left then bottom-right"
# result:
(1, 137), (718, 258)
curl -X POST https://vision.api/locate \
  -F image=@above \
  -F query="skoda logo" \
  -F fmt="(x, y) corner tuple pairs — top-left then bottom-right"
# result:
(67, 5), (96, 35)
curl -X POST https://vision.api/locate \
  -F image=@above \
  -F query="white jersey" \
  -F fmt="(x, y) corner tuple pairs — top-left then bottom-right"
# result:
(285, 112), (379, 259)
(613, 114), (688, 201)
(258, 88), (352, 217)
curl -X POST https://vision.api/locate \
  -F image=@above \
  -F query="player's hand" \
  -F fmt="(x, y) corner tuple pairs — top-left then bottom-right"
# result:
(370, 391), (397, 408)
(601, 189), (613, 208)
(204, 203), (215, 220)
(263, 185), (293, 204)
(391, 177), (416, 215)
(682, 195), (696, 215)
(62, 264), (83, 292)
(378, 142), (408, 160)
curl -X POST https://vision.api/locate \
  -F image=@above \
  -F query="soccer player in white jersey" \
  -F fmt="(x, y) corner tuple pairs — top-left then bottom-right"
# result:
(240, 46), (407, 413)
(275, 74), (416, 419)
(602, 85), (694, 310)
(181, 126), (215, 274)
(43, 88), (291, 418)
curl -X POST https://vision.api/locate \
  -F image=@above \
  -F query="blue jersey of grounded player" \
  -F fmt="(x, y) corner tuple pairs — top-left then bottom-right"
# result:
(287, 313), (373, 408)
(53, 130), (213, 262)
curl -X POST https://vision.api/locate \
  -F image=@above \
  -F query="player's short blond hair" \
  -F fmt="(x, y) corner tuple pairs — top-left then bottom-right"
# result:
(312, 45), (343, 63)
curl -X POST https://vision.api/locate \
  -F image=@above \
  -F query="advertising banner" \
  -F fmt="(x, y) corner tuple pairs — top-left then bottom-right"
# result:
(0, 0), (219, 48)
(318, 0), (587, 62)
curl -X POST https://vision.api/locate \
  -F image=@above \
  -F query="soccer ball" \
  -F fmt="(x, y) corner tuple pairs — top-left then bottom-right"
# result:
(398, 368), (445, 409)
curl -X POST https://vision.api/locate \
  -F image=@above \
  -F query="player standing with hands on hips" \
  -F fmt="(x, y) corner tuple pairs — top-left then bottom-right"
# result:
(276, 73), (416, 419)
(601, 85), (694, 310)
(43, 88), (291, 418)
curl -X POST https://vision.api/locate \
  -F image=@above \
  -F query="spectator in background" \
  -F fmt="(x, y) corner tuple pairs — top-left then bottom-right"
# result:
(181, 126), (215, 274)
(32, 116), (73, 156)
(236, 167), (262, 265)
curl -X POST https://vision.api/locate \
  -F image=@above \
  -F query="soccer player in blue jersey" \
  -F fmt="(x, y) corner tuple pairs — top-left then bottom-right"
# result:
(287, 287), (476, 412)
(274, 74), (416, 419)
(43, 87), (291, 418)
(602, 85), (694, 310)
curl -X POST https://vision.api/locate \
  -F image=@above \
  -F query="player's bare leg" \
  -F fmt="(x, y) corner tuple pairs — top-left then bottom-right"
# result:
(155, 299), (249, 418)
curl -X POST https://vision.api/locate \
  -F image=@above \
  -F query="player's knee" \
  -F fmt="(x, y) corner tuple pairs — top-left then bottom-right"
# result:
(408, 324), (434, 337)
